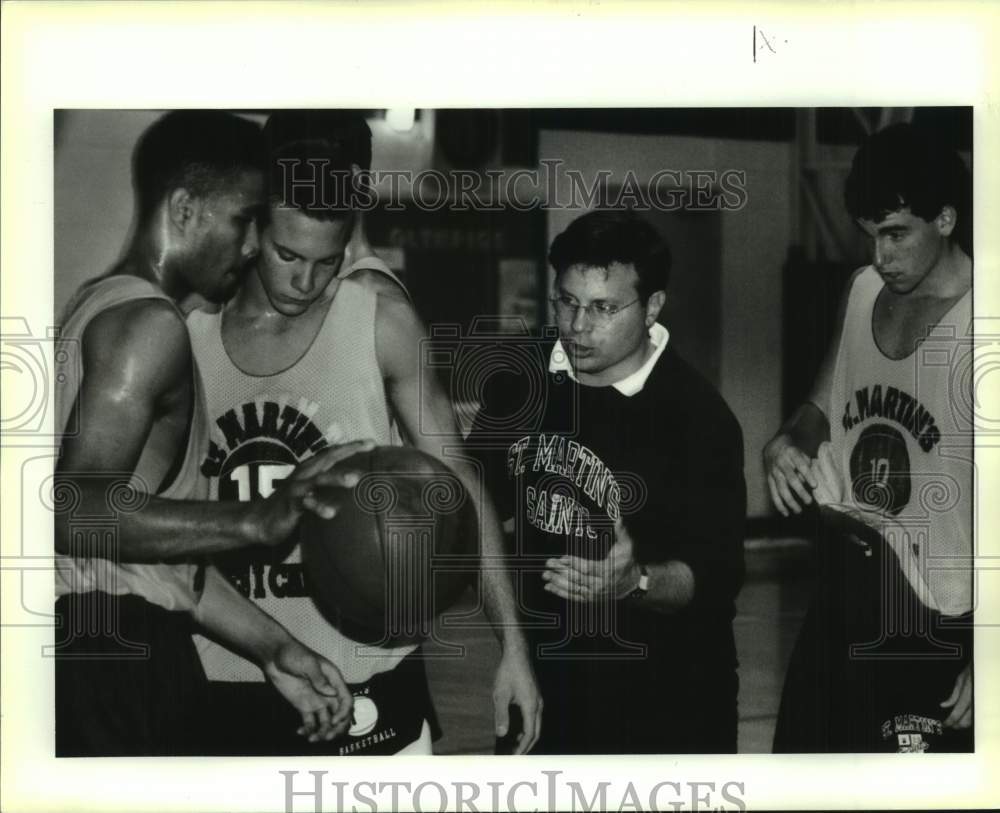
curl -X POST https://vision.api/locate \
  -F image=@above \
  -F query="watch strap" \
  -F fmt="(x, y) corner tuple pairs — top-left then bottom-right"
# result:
(627, 564), (649, 600)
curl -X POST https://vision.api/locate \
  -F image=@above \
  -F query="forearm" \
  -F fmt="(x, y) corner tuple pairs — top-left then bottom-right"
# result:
(191, 565), (287, 667)
(632, 466), (746, 613)
(54, 478), (258, 561)
(634, 448), (745, 615)
(459, 465), (528, 654)
(773, 402), (831, 458)
(481, 538), (529, 654)
(638, 560), (696, 614)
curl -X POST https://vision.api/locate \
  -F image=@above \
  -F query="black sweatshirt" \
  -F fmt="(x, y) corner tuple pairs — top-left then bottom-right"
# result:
(468, 342), (746, 752)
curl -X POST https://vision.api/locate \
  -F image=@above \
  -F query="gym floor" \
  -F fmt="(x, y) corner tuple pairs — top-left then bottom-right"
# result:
(424, 538), (813, 755)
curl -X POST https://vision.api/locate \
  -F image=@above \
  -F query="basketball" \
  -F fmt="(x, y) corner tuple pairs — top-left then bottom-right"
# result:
(301, 445), (479, 646)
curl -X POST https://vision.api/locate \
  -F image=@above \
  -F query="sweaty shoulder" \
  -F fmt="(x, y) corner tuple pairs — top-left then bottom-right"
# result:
(345, 267), (410, 302)
(82, 298), (191, 390)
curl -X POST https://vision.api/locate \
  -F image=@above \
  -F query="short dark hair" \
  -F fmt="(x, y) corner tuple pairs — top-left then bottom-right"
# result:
(548, 210), (671, 301)
(844, 122), (972, 252)
(263, 110), (370, 223)
(264, 110), (372, 171)
(133, 110), (264, 222)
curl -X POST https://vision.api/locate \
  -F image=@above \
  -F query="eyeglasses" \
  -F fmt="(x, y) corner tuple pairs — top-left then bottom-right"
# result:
(549, 294), (641, 325)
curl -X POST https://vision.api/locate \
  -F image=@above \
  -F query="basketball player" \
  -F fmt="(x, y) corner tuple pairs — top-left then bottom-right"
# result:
(469, 210), (746, 754)
(54, 110), (368, 756)
(262, 109), (409, 302)
(187, 111), (541, 756)
(765, 123), (974, 752)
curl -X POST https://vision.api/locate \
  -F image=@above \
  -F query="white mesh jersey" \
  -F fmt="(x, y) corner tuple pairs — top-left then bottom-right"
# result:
(828, 266), (973, 616)
(188, 278), (416, 683)
(54, 275), (209, 612)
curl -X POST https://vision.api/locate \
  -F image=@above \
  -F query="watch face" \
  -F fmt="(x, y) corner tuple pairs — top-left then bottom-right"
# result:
(628, 577), (648, 599)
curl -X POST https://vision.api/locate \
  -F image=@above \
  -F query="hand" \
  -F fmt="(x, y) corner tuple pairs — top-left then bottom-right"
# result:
(492, 646), (542, 754)
(764, 433), (817, 516)
(809, 442), (883, 549)
(263, 640), (354, 743)
(543, 519), (640, 602)
(940, 661), (973, 730)
(246, 439), (375, 545)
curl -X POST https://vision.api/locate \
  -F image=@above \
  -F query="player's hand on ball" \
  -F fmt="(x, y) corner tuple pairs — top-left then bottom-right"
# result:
(764, 433), (817, 516)
(543, 519), (641, 602)
(247, 439), (376, 545)
(941, 661), (973, 730)
(263, 640), (354, 743)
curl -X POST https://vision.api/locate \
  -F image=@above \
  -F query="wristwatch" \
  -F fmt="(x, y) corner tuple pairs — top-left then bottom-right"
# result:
(627, 564), (649, 600)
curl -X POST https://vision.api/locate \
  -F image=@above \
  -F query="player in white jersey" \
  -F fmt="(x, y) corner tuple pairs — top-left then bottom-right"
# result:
(764, 123), (974, 752)
(264, 109), (411, 303)
(54, 111), (370, 756)
(187, 110), (541, 755)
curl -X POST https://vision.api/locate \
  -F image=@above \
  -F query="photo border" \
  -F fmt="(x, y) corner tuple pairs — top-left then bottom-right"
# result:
(2, 2), (998, 811)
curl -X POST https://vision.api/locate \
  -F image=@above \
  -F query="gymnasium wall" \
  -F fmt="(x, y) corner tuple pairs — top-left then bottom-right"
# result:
(55, 110), (161, 318)
(55, 112), (793, 518)
(541, 130), (793, 518)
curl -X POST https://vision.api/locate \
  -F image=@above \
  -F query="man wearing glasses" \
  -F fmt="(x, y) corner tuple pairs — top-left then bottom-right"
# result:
(470, 210), (746, 753)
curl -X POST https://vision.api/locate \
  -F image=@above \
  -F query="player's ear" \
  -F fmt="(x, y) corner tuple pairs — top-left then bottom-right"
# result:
(167, 188), (202, 233)
(934, 205), (958, 238)
(349, 162), (371, 199)
(644, 290), (666, 327)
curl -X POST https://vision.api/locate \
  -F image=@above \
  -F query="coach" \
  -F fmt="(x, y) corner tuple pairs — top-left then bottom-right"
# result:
(470, 210), (746, 754)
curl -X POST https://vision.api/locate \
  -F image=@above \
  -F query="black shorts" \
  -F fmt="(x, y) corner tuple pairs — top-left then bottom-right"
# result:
(196, 648), (441, 756)
(54, 591), (208, 757)
(774, 527), (973, 753)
